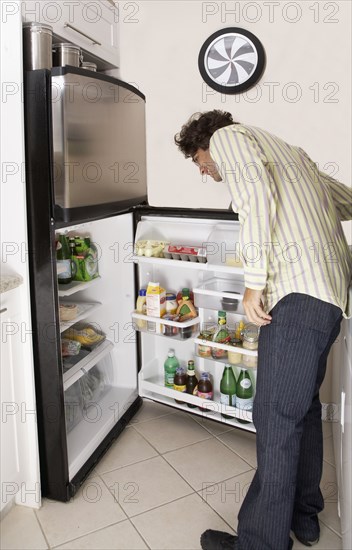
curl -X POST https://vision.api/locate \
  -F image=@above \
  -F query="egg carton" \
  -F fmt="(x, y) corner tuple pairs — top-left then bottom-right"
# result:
(163, 245), (207, 263)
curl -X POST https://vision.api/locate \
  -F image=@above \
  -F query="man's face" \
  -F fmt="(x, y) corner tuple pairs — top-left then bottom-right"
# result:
(192, 148), (222, 182)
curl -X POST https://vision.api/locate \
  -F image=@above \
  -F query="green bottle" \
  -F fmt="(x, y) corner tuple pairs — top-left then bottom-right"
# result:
(164, 350), (179, 387)
(220, 365), (237, 419)
(212, 311), (231, 359)
(57, 234), (72, 284)
(236, 368), (254, 424)
(186, 360), (198, 408)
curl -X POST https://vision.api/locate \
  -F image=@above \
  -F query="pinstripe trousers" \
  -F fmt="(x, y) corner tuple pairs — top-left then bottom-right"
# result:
(237, 293), (343, 550)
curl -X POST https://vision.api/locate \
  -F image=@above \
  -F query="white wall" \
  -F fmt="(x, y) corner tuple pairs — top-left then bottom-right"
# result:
(118, 0), (351, 242)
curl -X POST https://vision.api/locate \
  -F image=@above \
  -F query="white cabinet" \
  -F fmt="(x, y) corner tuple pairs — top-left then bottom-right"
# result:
(0, 288), (22, 512)
(21, 0), (119, 67)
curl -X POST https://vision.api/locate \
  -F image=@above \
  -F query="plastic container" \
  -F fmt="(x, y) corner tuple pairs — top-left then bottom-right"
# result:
(193, 277), (244, 313)
(23, 22), (53, 70)
(81, 61), (97, 72)
(206, 224), (242, 267)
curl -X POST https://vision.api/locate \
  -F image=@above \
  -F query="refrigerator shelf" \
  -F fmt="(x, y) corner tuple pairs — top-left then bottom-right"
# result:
(132, 312), (200, 340)
(58, 277), (101, 297)
(194, 338), (258, 357)
(139, 375), (254, 427)
(59, 301), (103, 333)
(63, 340), (114, 390)
(132, 255), (244, 274)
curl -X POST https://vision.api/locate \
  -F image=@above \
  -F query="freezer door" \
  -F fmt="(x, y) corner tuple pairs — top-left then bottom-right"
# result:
(51, 68), (147, 212)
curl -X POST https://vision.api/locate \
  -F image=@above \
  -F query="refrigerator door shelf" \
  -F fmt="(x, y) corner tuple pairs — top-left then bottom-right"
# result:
(58, 277), (101, 297)
(132, 312), (200, 340)
(193, 277), (245, 313)
(139, 373), (254, 429)
(132, 254), (245, 274)
(194, 338), (258, 358)
(59, 301), (102, 332)
(63, 340), (114, 391)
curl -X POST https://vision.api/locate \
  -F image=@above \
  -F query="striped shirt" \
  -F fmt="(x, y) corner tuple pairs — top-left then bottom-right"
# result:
(209, 124), (352, 319)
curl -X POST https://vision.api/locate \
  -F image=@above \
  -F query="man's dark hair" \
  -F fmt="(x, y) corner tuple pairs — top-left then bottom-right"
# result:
(174, 110), (236, 159)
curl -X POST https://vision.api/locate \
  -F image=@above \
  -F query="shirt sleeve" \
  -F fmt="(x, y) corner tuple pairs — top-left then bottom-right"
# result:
(298, 148), (352, 221)
(210, 126), (277, 291)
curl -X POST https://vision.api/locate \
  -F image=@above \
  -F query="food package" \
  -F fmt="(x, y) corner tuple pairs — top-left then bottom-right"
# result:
(146, 282), (166, 318)
(59, 303), (78, 321)
(163, 244), (207, 263)
(61, 338), (81, 357)
(62, 322), (106, 350)
(135, 240), (169, 258)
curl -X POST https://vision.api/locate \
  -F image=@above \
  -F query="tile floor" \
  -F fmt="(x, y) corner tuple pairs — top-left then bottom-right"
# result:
(1, 400), (342, 550)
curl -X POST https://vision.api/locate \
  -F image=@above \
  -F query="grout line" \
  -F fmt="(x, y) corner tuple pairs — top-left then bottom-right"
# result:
(212, 433), (257, 471)
(319, 518), (342, 540)
(33, 508), (52, 549)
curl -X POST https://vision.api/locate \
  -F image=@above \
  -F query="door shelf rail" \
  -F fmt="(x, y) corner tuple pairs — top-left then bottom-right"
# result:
(139, 375), (254, 427)
(58, 277), (101, 297)
(60, 301), (102, 333)
(131, 255), (244, 274)
(131, 312), (200, 340)
(63, 339), (114, 391)
(194, 338), (258, 357)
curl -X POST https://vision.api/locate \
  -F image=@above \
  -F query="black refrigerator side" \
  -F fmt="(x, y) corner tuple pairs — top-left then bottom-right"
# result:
(23, 69), (70, 501)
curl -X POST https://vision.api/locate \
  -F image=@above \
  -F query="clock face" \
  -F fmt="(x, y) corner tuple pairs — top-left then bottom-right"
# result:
(198, 28), (266, 94)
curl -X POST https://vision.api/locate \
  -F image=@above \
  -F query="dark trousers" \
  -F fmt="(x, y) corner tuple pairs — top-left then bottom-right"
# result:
(237, 293), (343, 550)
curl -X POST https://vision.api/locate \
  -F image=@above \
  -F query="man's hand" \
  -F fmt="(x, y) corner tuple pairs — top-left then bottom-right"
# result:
(243, 288), (272, 326)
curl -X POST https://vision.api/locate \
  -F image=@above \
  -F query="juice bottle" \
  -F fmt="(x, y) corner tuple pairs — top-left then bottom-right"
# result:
(136, 289), (147, 329)
(186, 360), (198, 408)
(220, 365), (237, 419)
(236, 368), (254, 424)
(197, 372), (213, 411)
(164, 350), (179, 387)
(174, 367), (187, 404)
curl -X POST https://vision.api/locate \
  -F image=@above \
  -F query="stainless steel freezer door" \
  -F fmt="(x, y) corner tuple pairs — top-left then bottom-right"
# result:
(51, 72), (147, 209)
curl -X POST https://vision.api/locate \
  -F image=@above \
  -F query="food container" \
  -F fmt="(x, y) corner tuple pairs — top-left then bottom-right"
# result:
(135, 240), (169, 258)
(81, 61), (97, 72)
(164, 244), (207, 263)
(166, 293), (177, 314)
(242, 354), (258, 368)
(242, 323), (259, 351)
(23, 22), (53, 70)
(162, 314), (179, 337)
(193, 277), (244, 312)
(227, 338), (243, 365)
(53, 43), (82, 67)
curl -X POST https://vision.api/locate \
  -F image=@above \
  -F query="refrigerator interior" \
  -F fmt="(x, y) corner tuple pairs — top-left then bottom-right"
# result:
(133, 214), (257, 432)
(58, 213), (138, 479)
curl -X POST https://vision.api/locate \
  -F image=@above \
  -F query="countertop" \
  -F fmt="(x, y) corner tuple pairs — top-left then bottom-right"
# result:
(0, 274), (23, 295)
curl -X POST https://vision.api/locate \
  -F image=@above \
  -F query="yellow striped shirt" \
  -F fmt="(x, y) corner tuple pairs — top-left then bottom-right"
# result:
(209, 124), (352, 319)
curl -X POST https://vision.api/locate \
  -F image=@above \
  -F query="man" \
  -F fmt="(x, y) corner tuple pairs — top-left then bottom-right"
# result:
(174, 111), (352, 550)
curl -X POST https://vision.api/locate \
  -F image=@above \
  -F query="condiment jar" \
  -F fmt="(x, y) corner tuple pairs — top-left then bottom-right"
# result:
(166, 293), (177, 314)
(242, 323), (259, 351)
(227, 337), (242, 365)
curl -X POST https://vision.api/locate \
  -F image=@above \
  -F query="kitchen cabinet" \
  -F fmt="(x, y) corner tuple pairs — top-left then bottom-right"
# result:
(21, 0), (119, 68)
(0, 287), (23, 512)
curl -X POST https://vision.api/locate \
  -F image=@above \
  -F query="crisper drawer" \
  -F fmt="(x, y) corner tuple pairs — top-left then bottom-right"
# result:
(64, 353), (112, 434)
(194, 277), (245, 313)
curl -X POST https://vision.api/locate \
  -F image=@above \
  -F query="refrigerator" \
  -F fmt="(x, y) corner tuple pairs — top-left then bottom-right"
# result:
(23, 66), (253, 503)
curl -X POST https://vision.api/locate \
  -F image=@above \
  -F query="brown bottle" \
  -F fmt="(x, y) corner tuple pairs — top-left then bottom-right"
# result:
(186, 360), (198, 408)
(173, 367), (187, 404)
(197, 372), (213, 411)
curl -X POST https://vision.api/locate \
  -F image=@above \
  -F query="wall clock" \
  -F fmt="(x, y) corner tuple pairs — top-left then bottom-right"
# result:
(198, 27), (266, 94)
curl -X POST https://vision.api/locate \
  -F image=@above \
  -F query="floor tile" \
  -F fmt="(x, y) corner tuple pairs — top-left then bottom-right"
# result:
(217, 429), (257, 468)
(320, 461), (338, 505)
(131, 492), (235, 549)
(128, 399), (176, 425)
(191, 413), (236, 436)
(0, 506), (48, 550)
(55, 520), (148, 549)
(35, 476), (126, 547)
(323, 436), (335, 467)
(198, 469), (256, 530)
(133, 411), (212, 453)
(95, 426), (158, 474)
(100, 455), (193, 517)
(164, 438), (252, 491)
(292, 523), (342, 549)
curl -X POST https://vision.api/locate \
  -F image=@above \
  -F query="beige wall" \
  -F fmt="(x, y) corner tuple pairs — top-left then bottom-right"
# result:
(118, 1), (351, 244)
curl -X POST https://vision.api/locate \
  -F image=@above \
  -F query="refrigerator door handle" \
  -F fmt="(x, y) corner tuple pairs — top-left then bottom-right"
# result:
(64, 22), (102, 45)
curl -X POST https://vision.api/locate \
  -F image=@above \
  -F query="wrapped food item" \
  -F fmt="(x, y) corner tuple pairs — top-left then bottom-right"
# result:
(176, 288), (197, 322)
(59, 303), (78, 321)
(135, 240), (169, 258)
(62, 323), (106, 350)
(61, 338), (81, 357)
